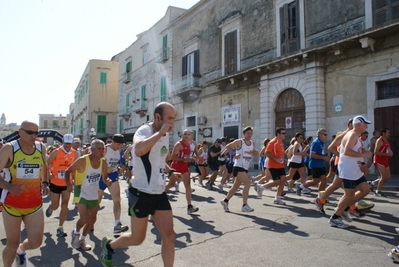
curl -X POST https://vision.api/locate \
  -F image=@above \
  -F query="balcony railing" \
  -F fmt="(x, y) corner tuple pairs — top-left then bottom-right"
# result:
(123, 72), (131, 84)
(156, 47), (170, 63)
(172, 73), (202, 91)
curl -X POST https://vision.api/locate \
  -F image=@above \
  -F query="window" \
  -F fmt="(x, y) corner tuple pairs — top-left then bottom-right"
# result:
(85, 80), (88, 92)
(126, 61), (132, 73)
(126, 93), (130, 113)
(100, 72), (107, 84)
(142, 50), (148, 65)
(224, 30), (237, 75)
(141, 85), (147, 109)
(182, 50), (199, 77)
(43, 120), (48, 128)
(97, 115), (106, 133)
(160, 76), (166, 102)
(162, 34), (168, 59)
(377, 78), (399, 100)
(63, 120), (67, 127)
(187, 116), (196, 127)
(373, 0), (399, 26)
(280, 0), (300, 55)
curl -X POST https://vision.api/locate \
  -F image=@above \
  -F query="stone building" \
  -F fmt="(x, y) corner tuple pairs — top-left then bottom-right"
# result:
(118, 0), (399, 172)
(70, 58), (120, 143)
(117, 6), (187, 144)
(38, 114), (70, 144)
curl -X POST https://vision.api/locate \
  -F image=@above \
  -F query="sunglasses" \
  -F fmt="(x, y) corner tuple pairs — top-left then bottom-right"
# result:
(21, 129), (40, 135)
(280, 132), (287, 135)
(183, 133), (192, 135)
(321, 133), (328, 136)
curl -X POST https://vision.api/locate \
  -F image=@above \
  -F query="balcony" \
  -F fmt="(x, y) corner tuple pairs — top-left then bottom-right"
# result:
(172, 73), (203, 101)
(133, 101), (148, 117)
(156, 47), (170, 63)
(123, 72), (131, 84)
(119, 113), (131, 121)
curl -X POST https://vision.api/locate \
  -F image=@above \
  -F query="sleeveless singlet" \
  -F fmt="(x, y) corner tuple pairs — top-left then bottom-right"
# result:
(79, 155), (103, 201)
(234, 139), (254, 170)
(338, 138), (363, 180)
(104, 145), (120, 173)
(50, 146), (77, 186)
(4, 141), (44, 208)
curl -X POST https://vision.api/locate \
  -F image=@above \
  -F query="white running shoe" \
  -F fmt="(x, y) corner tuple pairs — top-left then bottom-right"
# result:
(220, 200), (229, 212)
(302, 187), (312, 194)
(273, 198), (286, 205)
(328, 217), (349, 228)
(218, 183), (224, 192)
(71, 230), (80, 249)
(242, 204), (254, 212)
(257, 185), (264, 197)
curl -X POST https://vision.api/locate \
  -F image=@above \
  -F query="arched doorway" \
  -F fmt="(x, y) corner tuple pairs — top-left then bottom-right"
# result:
(275, 88), (306, 148)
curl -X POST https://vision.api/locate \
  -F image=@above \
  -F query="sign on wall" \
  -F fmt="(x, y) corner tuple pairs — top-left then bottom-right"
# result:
(285, 116), (292, 129)
(222, 106), (240, 124)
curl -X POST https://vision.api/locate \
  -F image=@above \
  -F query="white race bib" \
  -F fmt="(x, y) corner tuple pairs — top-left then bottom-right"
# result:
(16, 163), (40, 179)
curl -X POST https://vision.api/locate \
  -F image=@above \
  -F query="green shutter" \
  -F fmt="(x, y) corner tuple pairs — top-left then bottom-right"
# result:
(160, 76), (166, 101)
(126, 93), (130, 113)
(163, 34), (168, 58)
(86, 80), (88, 92)
(97, 115), (106, 133)
(126, 61), (132, 73)
(141, 85), (146, 109)
(100, 72), (107, 84)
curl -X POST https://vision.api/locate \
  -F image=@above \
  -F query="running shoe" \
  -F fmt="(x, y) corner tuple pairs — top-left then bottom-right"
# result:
(396, 228), (399, 235)
(174, 182), (179, 192)
(314, 198), (325, 214)
(324, 199), (337, 207)
(388, 248), (399, 263)
(273, 198), (286, 205)
(218, 183), (224, 192)
(367, 181), (375, 192)
(45, 205), (53, 217)
(296, 184), (302, 196)
(287, 187), (295, 193)
(205, 182), (213, 190)
(56, 227), (67, 237)
(253, 182), (259, 193)
(250, 176), (255, 185)
(100, 237), (114, 267)
(71, 230), (80, 249)
(328, 217), (349, 228)
(191, 188), (195, 193)
(220, 200), (229, 212)
(374, 191), (386, 197)
(341, 211), (352, 222)
(187, 205), (199, 214)
(256, 185), (264, 197)
(356, 201), (374, 210)
(349, 208), (365, 218)
(79, 239), (92, 251)
(14, 252), (27, 267)
(191, 176), (196, 183)
(302, 187), (312, 194)
(242, 204), (254, 212)
(113, 223), (129, 234)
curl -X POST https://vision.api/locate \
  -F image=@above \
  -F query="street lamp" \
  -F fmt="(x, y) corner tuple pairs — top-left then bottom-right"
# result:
(89, 127), (96, 142)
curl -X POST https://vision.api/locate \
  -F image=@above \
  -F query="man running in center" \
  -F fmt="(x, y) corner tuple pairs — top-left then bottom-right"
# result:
(221, 126), (258, 212)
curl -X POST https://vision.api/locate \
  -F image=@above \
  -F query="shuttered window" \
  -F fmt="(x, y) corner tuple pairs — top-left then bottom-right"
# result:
(100, 72), (107, 84)
(160, 76), (166, 102)
(182, 50), (200, 77)
(162, 34), (168, 59)
(141, 85), (146, 109)
(126, 93), (130, 113)
(126, 61), (132, 73)
(280, 0), (300, 55)
(97, 115), (106, 133)
(224, 30), (237, 75)
(373, 0), (399, 26)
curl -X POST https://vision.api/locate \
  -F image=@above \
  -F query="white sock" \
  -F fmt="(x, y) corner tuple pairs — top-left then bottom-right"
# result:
(74, 229), (80, 235)
(79, 235), (85, 241)
(115, 220), (120, 226)
(16, 244), (24, 255)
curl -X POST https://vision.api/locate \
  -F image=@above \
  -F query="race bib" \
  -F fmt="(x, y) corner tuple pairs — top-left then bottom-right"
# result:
(58, 170), (65, 179)
(16, 163), (40, 179)
(158, 168), (166, 185)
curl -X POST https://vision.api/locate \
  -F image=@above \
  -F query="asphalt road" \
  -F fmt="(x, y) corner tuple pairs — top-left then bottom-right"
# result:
(1, 174), (399, 267)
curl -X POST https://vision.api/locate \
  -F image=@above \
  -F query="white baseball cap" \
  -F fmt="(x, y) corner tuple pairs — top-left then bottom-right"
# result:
(63, 134), (74, 144)
(353, 115), (371, 125)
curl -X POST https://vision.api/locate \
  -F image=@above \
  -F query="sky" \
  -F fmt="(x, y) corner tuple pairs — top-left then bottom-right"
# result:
(0, 0), (200, 125)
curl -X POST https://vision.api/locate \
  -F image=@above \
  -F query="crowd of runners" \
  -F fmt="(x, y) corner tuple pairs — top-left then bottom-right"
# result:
(0, 103), (396, 266)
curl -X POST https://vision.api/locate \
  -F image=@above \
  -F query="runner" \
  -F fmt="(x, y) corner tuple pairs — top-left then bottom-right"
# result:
(65, 139), (111, 250)
(100, 102), (182, 267)
(46, 133), (78, 237)
(0, 121), (49, 267)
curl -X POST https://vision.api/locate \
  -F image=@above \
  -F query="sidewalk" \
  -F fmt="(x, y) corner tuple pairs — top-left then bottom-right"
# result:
(189, 166), (399, 190)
